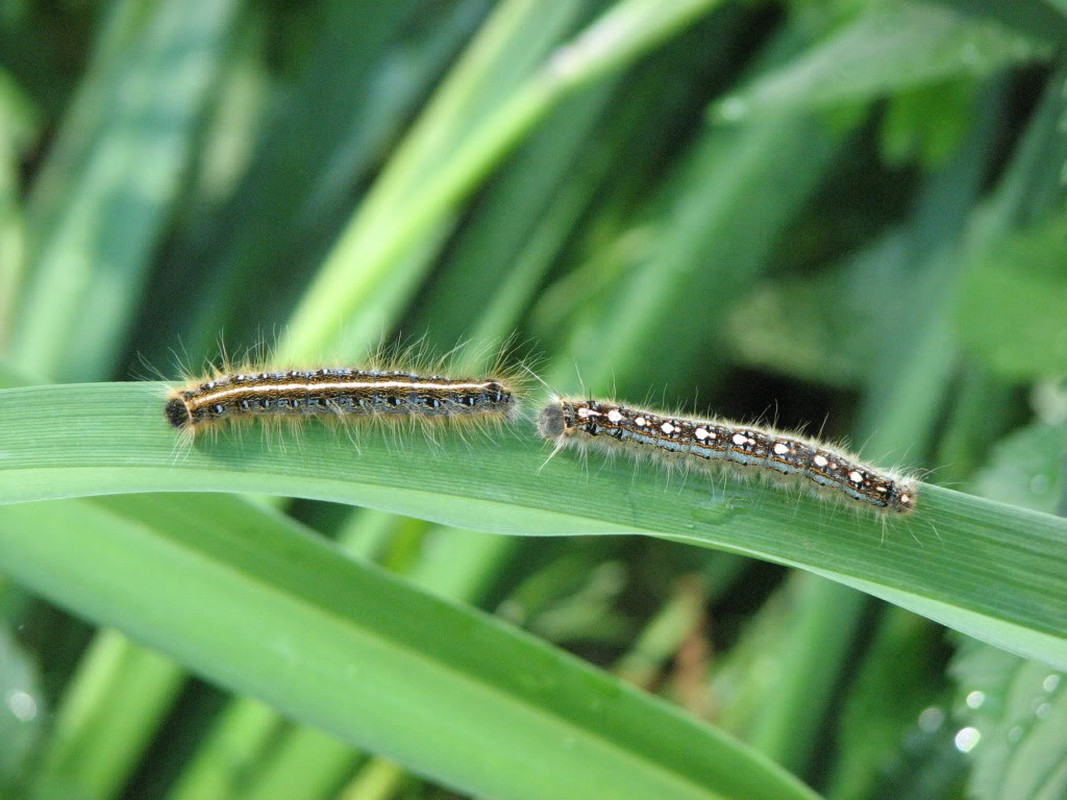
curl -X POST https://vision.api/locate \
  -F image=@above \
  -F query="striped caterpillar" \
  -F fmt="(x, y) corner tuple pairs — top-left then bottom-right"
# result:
(537, 397), (917, 514)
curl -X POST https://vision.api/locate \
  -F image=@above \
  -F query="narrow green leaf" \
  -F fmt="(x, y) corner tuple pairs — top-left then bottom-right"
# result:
(825, 611), (953, 800)
(29, 630), (184, 800)
(0, 494), (818, 800)
(0, 382), (1063, 669)
(281, 0), (722, 360)
(713, 2), (1051, 119)
(14, 1), (239, 381)
(165, 699), (281, 800)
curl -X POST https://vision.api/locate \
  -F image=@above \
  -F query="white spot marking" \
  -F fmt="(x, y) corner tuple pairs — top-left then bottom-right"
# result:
(661, 422), (676, 435)
(634, 416), (647, 426)
(813, 454), (829, 467)
(849, 470), (863, 484)
(607, 409), (623, 423)
(773, 442), (790, 456)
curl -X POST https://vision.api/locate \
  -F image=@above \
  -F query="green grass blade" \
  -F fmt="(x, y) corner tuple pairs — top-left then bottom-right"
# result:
(164, 698), (281, 800)
(0, 493), (818, 800)
(13, 0), (239, 381)
(712, 1), (1054, 119)
(281, 0), (722, 360)
(0, 382), (1063, 669)
(29, 629), (184, 800)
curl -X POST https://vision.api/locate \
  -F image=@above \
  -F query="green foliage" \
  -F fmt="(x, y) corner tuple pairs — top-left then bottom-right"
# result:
(959, 216), (1067, 379)
(0, 1), (1064, 799)
(712, 0), (1059, 120)
(951, 638), (1067, 800)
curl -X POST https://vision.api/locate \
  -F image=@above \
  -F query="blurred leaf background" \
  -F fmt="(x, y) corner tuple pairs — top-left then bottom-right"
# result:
(0, 1), (1065, 799)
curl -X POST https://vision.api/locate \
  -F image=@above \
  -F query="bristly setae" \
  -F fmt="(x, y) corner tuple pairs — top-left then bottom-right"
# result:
(537, 397), (917, 514)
